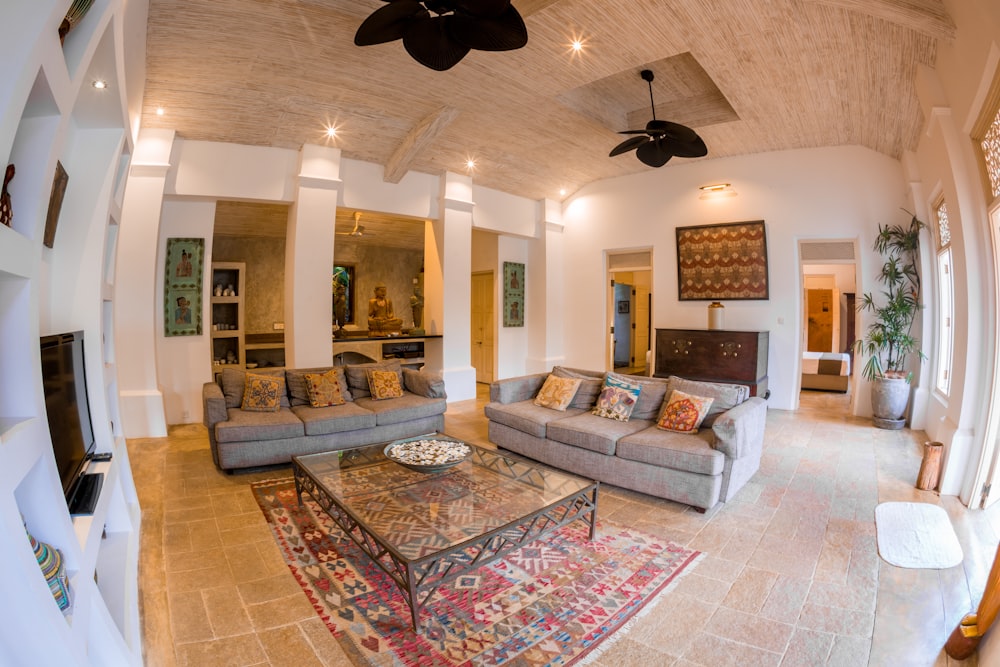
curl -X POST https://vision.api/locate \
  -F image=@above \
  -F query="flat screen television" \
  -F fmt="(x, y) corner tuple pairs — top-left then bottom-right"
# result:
(40, 331), (101, 514)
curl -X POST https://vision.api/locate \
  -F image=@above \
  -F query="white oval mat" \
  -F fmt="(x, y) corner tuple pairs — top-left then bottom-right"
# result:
(874, 501), (964, 569)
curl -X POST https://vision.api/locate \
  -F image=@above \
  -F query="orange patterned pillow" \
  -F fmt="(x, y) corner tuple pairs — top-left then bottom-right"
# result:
(304, 368), (346, 407)
(656, 390), (714, 434)
(533, 375), (582, 411)
(241, 373), (284, 412)
(367, 369), (404, 400)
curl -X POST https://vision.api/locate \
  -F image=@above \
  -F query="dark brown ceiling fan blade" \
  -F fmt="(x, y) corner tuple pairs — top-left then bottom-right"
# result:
(636, 140), (672, 167)
(355, 0), (427, 45)
(355, 0), (527, 70)
(669, 136), (709, 158)
(449, 6), (527, 51)
(609, 136), (648, 157)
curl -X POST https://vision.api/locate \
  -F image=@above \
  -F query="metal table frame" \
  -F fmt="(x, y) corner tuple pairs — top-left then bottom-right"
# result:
(292, 442), (599, 631)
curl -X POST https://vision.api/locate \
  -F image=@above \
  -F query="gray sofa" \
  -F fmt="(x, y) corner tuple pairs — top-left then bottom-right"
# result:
(485, 367), (767, 511)
(203, 362), (446, 471)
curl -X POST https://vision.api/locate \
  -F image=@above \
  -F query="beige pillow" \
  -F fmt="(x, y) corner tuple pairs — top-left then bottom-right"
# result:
(304, 368), (346, 407)
(368, 369), (404, 400)
(656, 390), (714, 434)
(533, 375), (583, 411)
(241, 373), (284, 412)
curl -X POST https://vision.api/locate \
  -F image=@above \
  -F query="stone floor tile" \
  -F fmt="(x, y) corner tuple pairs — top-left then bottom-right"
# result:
(722, 567), (778, 613)
(297, 617), (355, 667)
(695, 555), (746, 584)
(681, 632), (782, 667)
(257, 625), (326, 667)
(166, 562), (235, 593)
(674, 573), (734, 604)
(246, 592), (319, 630)
(778, 627), (834, 666)
(203, 585), (254, 638)
(174, 633), (268, 667)
(760, 575), (812, 624)
(797, 603), (875, 638)
(826, 634), (870, 666)
(589, 637), (679, 666)
(705, 606), (795, 653)
(626, 593), (718, 656)
(168, 590), (213, 644)
(237, 573), (306, 605)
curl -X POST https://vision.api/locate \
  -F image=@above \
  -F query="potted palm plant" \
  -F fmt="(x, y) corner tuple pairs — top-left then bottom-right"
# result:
(854, 212), (926, 429)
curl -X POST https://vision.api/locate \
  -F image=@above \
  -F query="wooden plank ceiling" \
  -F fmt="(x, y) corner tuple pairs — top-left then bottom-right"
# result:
(144, 0), (954, 210)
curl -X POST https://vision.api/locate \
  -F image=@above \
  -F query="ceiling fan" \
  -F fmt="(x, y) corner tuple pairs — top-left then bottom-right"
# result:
(338, 212), (375, 238)
(354, 0), (528, 72)
(609, 70), (708, 168)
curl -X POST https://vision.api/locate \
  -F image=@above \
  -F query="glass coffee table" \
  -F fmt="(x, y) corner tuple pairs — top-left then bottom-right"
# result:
(291, 434), (599, 631)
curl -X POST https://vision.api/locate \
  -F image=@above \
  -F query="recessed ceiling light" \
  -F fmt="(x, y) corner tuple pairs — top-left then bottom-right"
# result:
(466, 158), (476, 170)
(326, 126), (337, 138)
(571, 40), (583, 52)
(559, 188), (567, 196)
(92, 80), (107, 90)
(156, 107), (165, 116)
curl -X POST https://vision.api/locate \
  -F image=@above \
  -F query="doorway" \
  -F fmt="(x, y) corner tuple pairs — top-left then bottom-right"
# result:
(607, 249), (652, 375)
(470, 271), (495, 383)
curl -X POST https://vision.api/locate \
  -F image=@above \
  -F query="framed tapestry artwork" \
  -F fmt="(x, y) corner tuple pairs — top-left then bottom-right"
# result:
(503, 261), (525, 327)
(676, 220), (769, 300)
(164, 238), (205, 336)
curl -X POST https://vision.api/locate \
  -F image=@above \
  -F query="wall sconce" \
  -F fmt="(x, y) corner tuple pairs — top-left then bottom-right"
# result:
(699, 183), (737, 199)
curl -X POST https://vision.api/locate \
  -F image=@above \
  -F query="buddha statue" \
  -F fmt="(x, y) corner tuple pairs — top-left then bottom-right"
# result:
(367, 283), (403, 335)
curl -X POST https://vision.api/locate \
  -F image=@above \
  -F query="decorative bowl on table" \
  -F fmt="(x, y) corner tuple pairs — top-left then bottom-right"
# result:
(384, 437), (471, 473)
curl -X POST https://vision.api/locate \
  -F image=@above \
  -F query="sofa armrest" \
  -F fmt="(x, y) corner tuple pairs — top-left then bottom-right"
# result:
(203, 381), (229, 430)
(403, 368), (447, 399)
(711, 397), (767, 459)
(489, 373), (548, 404)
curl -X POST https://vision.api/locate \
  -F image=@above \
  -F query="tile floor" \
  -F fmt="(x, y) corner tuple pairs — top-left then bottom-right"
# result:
(129, 386), (1000, 666)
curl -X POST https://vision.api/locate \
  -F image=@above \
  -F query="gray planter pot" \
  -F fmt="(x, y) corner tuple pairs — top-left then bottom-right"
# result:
(871, 376), (910, 429)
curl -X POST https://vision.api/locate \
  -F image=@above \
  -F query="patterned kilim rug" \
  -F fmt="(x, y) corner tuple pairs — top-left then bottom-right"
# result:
(251, 477), (701, 666)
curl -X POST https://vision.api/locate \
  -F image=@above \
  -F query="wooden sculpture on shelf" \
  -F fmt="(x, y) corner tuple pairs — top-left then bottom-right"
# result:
(367, 283), (402, 336)
(1, 164), (13, 227)
(946, 543), (1000, 658)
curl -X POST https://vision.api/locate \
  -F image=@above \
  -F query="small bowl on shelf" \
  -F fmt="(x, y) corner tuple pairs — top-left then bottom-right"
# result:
(245, 362), (258, 369)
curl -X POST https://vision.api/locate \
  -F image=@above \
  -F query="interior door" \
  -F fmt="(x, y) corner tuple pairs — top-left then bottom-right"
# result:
(613, 283), (632, 367)
(471, 271), (495, 384)
(807, 288), (834, 352)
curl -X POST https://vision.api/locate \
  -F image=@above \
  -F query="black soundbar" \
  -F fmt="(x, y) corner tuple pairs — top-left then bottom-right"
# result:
(68, 472), (104, 516)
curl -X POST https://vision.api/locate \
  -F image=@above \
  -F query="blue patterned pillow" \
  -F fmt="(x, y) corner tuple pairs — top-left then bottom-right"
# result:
(241, 373), (284, 412)
(592, 374), (641, 421)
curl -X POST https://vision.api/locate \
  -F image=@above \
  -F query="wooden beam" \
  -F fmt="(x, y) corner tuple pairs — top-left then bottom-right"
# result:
(805, 0), (955, 41)
(383, 106), (460, 184)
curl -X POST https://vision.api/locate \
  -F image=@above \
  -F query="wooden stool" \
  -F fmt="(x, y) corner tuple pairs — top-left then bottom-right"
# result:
(916, 441), (943, 491)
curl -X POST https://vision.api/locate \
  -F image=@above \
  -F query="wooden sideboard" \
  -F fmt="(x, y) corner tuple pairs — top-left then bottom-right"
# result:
(654, 329), (770, 397)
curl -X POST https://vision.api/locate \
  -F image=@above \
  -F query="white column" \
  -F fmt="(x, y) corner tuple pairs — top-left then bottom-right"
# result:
(427, 172), (476, 400)
(526, 198), (565, 373)
(284, 144), (342, 368)
(115, 129), (174, 437)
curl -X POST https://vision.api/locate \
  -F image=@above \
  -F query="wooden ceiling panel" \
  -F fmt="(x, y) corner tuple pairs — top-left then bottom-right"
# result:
(144, 0), (950, 201)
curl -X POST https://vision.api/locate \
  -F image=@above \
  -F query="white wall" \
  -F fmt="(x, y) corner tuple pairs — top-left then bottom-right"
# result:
(561, 145), (911, 412)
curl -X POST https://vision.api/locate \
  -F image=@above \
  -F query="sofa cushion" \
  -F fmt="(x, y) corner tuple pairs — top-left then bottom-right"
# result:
(617, 427), (725, 476)
(484, 400), (586, 439)
(292, 402), (377, 436)
(551, 366), (604, 409)
(547, 412), (653, 455)
(402, 368), (447, 398)
(241, 373), (285, 412)
(286, 367), (352, 406)
(304, 369), (347, 407)
(534, 375), (582, 411)
(368, 369), (404, 400)
(609, 372), (669, 421)
(345, 360), (403, 398)
(215, 407), (305, 443)
(663, 376), (748, 426)
(354, 392), (446, 426)
(657, 390), (714, 434)
(592, 374), (641, 421)
(221, 367), (289, 409)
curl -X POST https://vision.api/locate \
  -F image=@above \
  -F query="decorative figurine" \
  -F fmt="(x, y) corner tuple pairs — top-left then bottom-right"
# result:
(333, 283), (348, 338)
(409, 285), (424, 335)
(1, 163), (14, 227)
(367, 283), (403, 335)
(214, 284), (223, 297)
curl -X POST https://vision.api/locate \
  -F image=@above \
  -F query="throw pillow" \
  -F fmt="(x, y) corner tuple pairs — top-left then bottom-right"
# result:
(287, 366), (352, 405)
(368, 369), (404, 400)
(592, 374), (642, 421)
(657, 390), (714, 434)
(345, 360), (403, 398)
(241, 373), (285, 412)
(304, 368), (346, 407)
(662, 376), (747, 427)
(552, 366), (604, 409)
(533, 375), (583, 411)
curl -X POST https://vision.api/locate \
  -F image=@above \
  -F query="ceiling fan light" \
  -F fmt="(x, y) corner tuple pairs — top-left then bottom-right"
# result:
(636, 140), (672, 167)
